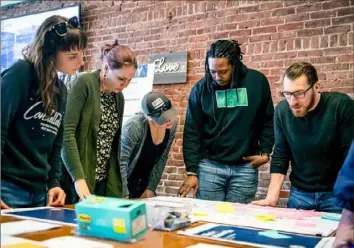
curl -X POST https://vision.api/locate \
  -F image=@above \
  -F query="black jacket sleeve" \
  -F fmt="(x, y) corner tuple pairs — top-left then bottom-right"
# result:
(183, 85), (203, 174)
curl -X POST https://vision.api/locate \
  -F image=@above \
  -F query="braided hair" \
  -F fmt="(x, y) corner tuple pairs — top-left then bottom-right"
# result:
(204, 40), (244, 91)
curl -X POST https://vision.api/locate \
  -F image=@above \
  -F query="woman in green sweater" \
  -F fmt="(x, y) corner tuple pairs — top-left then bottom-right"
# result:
(62, 40), (137, 200)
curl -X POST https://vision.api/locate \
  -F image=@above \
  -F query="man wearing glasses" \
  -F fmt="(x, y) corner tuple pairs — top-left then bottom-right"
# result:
(253, 62), (354, 213)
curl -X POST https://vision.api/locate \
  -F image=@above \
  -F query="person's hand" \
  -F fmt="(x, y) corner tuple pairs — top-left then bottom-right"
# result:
(1, 200), (10, 209)
(243, 155), (269, 168)
(333, 208), (354, 248)
(334, 226), (354, 248)
(140, 189), (155, 198)
(47, 187), (66, 207)
(251, 197), (277, 207)
(74, 179), (91, 200)
(178, 176), (198, 197)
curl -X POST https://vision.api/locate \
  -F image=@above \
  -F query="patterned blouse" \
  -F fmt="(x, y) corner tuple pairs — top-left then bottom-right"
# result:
(96, 92), (119, 181)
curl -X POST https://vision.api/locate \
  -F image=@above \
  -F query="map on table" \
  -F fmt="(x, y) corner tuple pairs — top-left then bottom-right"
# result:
(1, 207), (77, 226)
(143, 196), (341, 237)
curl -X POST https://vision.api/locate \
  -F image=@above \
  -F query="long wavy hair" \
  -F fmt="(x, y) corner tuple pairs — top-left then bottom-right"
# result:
(22, 15), (87, 114)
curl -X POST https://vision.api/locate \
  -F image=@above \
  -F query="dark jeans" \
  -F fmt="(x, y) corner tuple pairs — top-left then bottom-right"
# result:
(1, 179), (46, 208)
(288, 185), (342, 213)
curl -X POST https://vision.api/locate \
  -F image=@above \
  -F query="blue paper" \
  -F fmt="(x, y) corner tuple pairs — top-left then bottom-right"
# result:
(6, 208), (77, 225)
(189, 224), (322, 248)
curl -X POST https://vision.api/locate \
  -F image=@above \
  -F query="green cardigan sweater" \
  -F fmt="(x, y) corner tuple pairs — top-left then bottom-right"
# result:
(62, 70), (124, 197)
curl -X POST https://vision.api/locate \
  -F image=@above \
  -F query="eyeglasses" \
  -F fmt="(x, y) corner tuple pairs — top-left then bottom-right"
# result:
(50, 16), (80, 37)
(280, 85), (314, 99)
(148, 100), (172, 118)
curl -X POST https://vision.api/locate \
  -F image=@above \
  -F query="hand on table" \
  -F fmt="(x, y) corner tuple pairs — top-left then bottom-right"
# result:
(251, 197), (277, 207)
(178, 176), (198, 198)
(47, 187), (66, 207)
(334, 208), (354, 248)
(1, 200), (11, 209)
(74, 179), (91, 200)
(140, 189), (155, 198)
(243, 155), (269, 168)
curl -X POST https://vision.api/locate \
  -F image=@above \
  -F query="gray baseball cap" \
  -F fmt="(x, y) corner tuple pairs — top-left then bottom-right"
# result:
(141, 91), (177, 125)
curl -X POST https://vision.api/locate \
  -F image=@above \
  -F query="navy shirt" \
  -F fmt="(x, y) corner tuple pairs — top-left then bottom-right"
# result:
(334, 140), (354, 211)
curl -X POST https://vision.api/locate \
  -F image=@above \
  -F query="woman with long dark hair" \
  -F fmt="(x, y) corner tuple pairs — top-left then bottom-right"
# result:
(1, 15), (87, 208)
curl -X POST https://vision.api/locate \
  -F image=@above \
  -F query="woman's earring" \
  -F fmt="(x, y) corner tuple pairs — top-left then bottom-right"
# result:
(104, 74), (106, 80)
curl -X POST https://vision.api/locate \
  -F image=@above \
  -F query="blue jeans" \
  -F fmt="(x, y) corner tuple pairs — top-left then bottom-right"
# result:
(288, 186), (342, 213)
(197, 158), (258, 203)
(1, 179), (46, 208)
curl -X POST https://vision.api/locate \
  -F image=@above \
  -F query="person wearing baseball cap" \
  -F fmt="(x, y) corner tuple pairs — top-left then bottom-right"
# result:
(120, 91), (177, 198)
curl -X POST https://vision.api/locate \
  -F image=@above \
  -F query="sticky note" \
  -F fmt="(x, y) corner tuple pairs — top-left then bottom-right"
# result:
(321, 215), (340, 221)
(258, 230), (291, 239)
(193, 212), (209, 216)
(256, 214), (276, 221)
(216, 203), (235, 213)
(3, 243), (47, 248)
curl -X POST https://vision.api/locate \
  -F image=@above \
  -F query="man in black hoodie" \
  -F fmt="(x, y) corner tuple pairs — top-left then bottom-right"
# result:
(178, 40), (274, 203)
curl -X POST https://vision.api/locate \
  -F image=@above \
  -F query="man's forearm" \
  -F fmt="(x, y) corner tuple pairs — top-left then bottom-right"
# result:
(267, 173), (286, 204)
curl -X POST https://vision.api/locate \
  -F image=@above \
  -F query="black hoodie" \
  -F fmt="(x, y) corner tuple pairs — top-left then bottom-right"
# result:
(183, 64), (274, 174)
(1, 60), (66, 192)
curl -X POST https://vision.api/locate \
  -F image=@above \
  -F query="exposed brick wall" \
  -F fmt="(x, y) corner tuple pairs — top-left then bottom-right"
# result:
(2, 0), (353, 206)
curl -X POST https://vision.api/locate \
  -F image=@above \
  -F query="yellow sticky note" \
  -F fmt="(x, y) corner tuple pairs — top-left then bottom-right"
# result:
(256, 214), (276, 221)
(216, 203), (235, 213)
(3, 243), (47, 248)
(193, 211), (209, 216)
(113, 218), (126, 234)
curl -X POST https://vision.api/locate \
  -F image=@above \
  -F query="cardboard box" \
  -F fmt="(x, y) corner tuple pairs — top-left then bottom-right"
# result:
(75, 195), (148, 243)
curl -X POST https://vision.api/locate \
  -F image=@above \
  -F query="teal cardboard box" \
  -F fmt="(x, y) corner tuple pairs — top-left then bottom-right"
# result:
(75, 195), (148, 243)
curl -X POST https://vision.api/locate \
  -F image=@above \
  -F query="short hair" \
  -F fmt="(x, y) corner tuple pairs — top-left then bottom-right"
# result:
(283, 62), (318, 86)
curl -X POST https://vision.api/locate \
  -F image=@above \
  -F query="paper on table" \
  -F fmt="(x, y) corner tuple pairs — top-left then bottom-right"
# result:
(1, 220), (61, 236)
(258, 230), (292, 239)
(41, 236), (113, 248)
(187, 243), (232, 248)
(1, 235), (44, 247)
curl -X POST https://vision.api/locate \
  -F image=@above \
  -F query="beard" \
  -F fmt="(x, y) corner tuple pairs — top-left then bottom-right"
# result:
(290, 91), (316, 118)
(291, 107), (308, 117)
